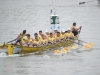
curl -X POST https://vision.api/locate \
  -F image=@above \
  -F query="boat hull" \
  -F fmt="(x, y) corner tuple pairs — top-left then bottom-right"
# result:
(7, 40), (73, 55)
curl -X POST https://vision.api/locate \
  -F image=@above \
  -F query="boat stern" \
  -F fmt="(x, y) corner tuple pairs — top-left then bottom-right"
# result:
(7, 44), (14, 55)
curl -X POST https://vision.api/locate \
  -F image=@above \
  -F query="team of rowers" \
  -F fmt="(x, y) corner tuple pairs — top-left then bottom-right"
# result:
(15, 22), (82, 47)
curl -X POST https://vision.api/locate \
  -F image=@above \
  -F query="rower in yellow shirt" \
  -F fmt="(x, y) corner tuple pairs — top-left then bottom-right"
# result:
(48, 33), (56, 44)
(66, 28), (74, 39)
(41, 34), (48, 45)
(45, 30), (50, 40)
(26, 34), (34, 47)
(55, 32), (61, 42)
(61, 30), (66, 41)
(33, 36), (41, 47)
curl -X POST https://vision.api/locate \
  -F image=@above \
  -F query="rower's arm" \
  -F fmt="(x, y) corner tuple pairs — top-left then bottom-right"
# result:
(16, 34), (21, 39)
(73, 26), (81, 31)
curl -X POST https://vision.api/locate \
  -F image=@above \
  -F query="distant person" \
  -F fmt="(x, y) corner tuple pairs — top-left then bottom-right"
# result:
(70, 22), (82, 36)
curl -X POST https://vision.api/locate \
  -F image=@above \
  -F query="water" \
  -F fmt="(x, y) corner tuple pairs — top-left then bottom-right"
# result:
(0, 0), (100, 75)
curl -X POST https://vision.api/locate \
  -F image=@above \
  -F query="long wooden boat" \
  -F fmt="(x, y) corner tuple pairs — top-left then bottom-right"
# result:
(7, 40), (74, 55)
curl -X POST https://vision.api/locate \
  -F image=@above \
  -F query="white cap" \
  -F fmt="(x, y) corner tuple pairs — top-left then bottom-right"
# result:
(61, 29), (65, 32)
(45, 30), (49, 33)
(54, 28), (58, 30)
(68, 28), (71, 30)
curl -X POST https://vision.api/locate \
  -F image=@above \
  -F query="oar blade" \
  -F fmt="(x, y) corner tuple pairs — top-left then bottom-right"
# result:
(87, 43), (94, 46)
(64, 47), (69, 51)
(83, 45), (91, 50)
(79, 2), (85, 5)
(54, 50), (61, 55)
(61, 49), (68, 53)
(71, 45), (78, 49)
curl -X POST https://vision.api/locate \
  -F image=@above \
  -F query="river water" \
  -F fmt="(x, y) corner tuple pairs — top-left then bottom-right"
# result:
(0, 0), (100, 75)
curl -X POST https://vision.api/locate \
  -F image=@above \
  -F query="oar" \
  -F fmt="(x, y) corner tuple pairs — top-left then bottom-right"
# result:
(72, 41), (91, 50)
(66, 39), (78, 49)
(54, 50), (61, 55)
(0, 39), (17, 47)
(7, 39), (17, 43)
(76, 39), (94, 47)
(79, 0), (94, 5)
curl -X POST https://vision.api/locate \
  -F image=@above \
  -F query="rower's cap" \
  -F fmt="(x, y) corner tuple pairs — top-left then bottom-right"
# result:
(54, 28), (58, 30)
(45, 30), (49, 33)
(61, 29), (65, 33)
(68, 28), (71, 30)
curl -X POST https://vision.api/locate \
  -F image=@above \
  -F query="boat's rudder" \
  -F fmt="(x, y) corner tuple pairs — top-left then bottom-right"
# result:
(7, 44), (14, 55)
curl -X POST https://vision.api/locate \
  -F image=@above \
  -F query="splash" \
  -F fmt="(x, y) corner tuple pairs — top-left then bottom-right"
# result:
(43, 55), (50, 58)
(0, 52), (22, 57)
(0, 52), (8, 57)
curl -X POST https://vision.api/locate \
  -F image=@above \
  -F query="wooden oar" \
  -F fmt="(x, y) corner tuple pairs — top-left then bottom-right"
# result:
(79, 0), (94, 5)
(0, 39), (17, 48)
(66, 39), (78, 49)
(54, 50), (61, 55)
(55, 40), (77, 54)
(7, 39), (17, 43)
(72, 41), (91, 50)
(76, 39), (94, 47)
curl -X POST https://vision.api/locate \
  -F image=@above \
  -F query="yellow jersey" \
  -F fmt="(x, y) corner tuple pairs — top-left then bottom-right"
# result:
(66, 32), (72, 37)
(48, 37), (55, 42)
(61, 34), (65, 39)
(34, 40), (40, 44)
(41, 39), (46, 43)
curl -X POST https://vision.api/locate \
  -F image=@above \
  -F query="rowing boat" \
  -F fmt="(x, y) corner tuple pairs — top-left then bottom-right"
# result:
(7, 40), (74, 55)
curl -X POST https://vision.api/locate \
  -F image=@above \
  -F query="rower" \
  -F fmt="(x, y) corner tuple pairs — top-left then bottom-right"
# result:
(33, 36), (41, 47)
(54, 28), (58, 33)
(15, 30), (27, 46)
(53, 28), (58, 38)
(66, 28), (74, 39)
(39, 30), (43, 40)
(55, 32), (61, 42)
(45, 31), (50, 39)
(70, 22), (82, 36)
(26, 34), (34, 47)
(34, 33), (40, 40)
(48, 33), (56, 44)
(41, 34), (48, 46)
(39, 30), (47, 40)
(21, 37), (27, 46)
(61, 30), (66, 41)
